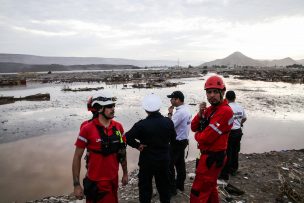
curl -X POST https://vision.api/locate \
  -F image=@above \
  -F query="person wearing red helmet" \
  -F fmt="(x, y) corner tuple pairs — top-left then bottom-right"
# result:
(72, 90), (128, 203)
(79, 96), (102, 170)
(80, 96), (99, 129)
(190, 75), (234, 203)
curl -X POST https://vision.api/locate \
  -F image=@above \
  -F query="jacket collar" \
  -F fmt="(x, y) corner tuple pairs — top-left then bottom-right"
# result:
(147, 111), (162, 119)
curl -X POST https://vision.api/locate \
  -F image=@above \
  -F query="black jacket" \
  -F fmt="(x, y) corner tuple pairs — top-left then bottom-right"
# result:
(125, 112), (177, 165)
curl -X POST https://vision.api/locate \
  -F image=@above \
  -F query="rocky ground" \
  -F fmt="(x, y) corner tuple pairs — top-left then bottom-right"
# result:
(27, 149), (304, 203)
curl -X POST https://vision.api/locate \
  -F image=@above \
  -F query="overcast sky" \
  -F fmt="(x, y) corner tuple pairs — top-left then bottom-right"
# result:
(1, 0), (304, 61)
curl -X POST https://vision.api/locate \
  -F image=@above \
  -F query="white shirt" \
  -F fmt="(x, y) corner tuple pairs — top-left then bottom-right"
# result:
(229, 102), (247, 130)
(172, 104), (192, 140)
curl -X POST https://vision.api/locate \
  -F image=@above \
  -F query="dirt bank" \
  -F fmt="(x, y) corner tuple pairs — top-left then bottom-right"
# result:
(27, 149), (304, 203)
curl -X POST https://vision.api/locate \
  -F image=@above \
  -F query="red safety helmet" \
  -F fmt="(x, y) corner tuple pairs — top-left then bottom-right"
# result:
(87, 96), (97, 112)
(204, 75), (226, 90)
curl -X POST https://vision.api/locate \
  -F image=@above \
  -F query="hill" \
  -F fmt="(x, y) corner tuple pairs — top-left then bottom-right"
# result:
(200, 52), (299, 67)
(0, 62), (140, 73)
(0, 53), (201, 67)
(297, 59), (304, 65)
(202, 52), (262, 67)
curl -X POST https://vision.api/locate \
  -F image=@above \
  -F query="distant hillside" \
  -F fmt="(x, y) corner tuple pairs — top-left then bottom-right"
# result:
(262, 57), (299, 67)
(0, 62), (140, 73)
(297, 59), (304, 65)
(200, 52), (299, 67)
(202, 52), (262, 67)
(0, 53), (201, 67)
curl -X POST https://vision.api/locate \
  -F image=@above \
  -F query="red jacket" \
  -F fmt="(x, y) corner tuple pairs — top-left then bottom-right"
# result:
(191, 100), (233, 151)
(75, 118), (124, 181)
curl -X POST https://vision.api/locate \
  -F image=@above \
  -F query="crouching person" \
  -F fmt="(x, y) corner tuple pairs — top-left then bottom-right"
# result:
(72, 90), (128, 203)
(125, 94), (177, 203)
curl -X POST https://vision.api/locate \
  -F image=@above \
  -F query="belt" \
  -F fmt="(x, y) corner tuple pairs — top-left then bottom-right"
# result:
(200, 149), (225, 155)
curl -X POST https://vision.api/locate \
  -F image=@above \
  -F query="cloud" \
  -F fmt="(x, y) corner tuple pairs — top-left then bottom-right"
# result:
(1, 1), (304, 60)
(12, 26), (77, 36)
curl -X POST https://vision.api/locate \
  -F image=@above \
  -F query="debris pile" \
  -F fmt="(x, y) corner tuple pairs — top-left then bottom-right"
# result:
(279, 162), (304, 202)
(0, 93), (50, 105)
(62, 86), (104, 92)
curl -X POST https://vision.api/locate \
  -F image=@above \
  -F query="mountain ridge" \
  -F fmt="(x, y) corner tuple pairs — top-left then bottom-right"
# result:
(0, 53), (202, 67)
(200, 52), (301, 67)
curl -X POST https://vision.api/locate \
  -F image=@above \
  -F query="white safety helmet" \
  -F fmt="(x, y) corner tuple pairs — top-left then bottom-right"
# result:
(91, 90), (117, 107)
(142, 94), (162, 112)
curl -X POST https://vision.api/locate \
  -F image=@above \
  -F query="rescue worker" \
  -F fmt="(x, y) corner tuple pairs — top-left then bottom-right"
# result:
(195, 101), (207, 169)
(125, 94), (176, 203)
(80, 96), (99, 129)
(80, 96), (100, 170)
(219, 90), (247, 180)
(72, 90), (128, 203)
(167, 90), (192, 194)
(190, 75), (234, 203)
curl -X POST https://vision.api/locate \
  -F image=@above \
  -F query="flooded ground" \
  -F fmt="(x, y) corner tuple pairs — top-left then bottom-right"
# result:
(0, 74), (304, 202)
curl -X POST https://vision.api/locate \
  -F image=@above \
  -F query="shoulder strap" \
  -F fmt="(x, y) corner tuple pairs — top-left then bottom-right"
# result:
(207, 108), (217, 121)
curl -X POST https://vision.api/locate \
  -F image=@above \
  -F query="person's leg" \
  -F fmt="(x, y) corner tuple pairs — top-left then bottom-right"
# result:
(230, 136), (241, 174)
(169, 145), (178, 195)
(207, 184), (220, 203)
(112, 176), (119, 203)
(190, 154), (225, 203)
(219, 136), (232, 180)
(154, 161), (170, 203)
(175, 141), (187, 190)
(95, 178), (117, 203)
(138, 163), (153, 203)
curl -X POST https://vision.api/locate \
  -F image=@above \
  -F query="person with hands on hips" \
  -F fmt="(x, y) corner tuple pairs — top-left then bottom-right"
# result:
(125, 93), (176, 203)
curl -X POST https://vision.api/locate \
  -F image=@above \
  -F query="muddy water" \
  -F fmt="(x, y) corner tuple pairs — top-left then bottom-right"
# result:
(1, 74), (304, 202)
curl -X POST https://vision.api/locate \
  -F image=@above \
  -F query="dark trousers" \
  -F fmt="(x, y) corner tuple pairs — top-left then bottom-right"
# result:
(219, 129), (243, 180)
(138, 160), (170, 203)
(169, 139), (188, 191)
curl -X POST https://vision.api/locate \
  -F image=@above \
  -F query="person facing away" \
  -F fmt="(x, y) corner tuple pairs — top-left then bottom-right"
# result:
(72, 90), (128, 203)
(80, 95), (100, 170)
(80, 95), (100, 129)
(190, 75), (234, 203)
(167, 90), (192, 194)
(125, 93), (177, 203)
(219, 90), (247, 180)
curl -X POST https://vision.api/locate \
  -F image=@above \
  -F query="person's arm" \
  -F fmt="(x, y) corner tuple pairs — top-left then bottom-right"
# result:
(125, 123), (142, 149)
(191, 103), (206, 132)
(195, 109), (233, 145)
(72, 147), (85, 200)
(241, 118), (247, 125)
(120, 158), (128, 185)
(191, 113), (201, 132)
(241, 108), (247, 126)
(169, 119), (177, 143)
(168, 106), (174, 119)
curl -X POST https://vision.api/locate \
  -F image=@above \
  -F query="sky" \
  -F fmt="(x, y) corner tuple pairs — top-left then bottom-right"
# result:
(1, 0), (304, 61)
